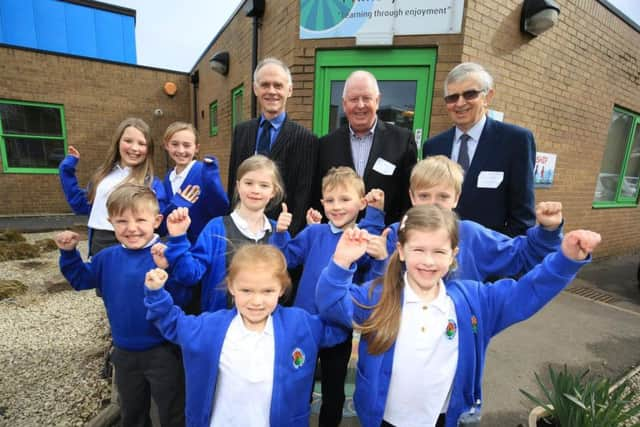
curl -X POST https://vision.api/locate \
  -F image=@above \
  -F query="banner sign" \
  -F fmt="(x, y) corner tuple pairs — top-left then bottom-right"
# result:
(300, 0), (465, 40)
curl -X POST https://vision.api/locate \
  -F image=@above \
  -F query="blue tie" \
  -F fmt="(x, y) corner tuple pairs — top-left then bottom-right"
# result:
(458, 134), (470, 173)
(256, 120), (272, 155)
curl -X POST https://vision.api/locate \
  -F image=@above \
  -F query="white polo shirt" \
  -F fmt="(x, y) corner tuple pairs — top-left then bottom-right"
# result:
(209, 314), (275, 427)
(87, 164), (130, 231)
(383, 274), (459, 427)
(230, 210), (272, 241)
(169, 160), (196, 194)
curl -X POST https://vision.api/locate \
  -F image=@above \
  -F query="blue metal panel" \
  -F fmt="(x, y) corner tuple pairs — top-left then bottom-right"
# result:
(64, 2), (97, 58)
(34, 0), (67, 52)
(95, 9), (123, 62)
(122, 15), (136, 63)
(0, 0), (37, 46)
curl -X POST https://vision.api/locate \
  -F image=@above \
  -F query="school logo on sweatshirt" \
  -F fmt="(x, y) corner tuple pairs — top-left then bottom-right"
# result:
(471, 315), (478, 334)
(292, 348), (305, 369)
(446, 319), (457, 340)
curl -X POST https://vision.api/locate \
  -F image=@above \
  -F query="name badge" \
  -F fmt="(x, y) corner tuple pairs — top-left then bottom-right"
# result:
(372, 158), (396, 176)
(477, 171), (503, 189)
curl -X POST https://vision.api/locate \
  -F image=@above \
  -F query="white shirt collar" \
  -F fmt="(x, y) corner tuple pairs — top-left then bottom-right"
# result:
(454, 114), (486, 143)
(230, 210), (272, 233)
(121, 233), (159, 250)
(402, 272), (449, 314)
(169, 160), (196, 183)
(233, 312), (274, 337)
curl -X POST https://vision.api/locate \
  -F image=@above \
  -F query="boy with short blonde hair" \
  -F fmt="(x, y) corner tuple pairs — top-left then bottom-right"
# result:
(362, 154), (564, 281)
(55, 183), (186, 427)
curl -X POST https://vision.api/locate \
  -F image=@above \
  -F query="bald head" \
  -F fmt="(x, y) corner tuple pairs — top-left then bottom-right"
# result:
(342, 70), (381, 136)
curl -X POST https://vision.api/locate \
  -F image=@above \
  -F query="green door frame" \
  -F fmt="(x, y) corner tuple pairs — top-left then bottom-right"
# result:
(313, 48), (437, 157)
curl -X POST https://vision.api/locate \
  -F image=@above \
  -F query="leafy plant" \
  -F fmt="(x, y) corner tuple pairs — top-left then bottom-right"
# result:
(520, 365), (640, 427)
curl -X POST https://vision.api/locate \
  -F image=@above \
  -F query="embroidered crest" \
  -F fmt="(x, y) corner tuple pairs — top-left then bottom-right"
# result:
(445, 319), (457, 340)
(471, 315), (478, 334)
(292, 348), (305, 369)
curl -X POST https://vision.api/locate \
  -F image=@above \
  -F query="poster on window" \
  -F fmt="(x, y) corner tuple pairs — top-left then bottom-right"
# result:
(299, 0), (464, 41)
(534, 152), (556, 188)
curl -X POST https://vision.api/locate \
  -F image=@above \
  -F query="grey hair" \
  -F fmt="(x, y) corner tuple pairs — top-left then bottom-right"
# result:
(444, 63), (493, 96)
(253, 57), (292, 86)
(342, 70), (380, 99)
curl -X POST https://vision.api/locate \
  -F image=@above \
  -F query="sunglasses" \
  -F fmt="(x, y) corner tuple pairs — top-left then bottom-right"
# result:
(444, 89), (485, 104)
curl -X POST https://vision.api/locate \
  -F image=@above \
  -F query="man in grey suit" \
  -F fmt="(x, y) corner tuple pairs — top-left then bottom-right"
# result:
(228, 57), (317, 235)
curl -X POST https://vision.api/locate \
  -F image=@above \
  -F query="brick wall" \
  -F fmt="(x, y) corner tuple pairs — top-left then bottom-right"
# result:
(0, 46), (190, 215)
(461, 0), (640, 255)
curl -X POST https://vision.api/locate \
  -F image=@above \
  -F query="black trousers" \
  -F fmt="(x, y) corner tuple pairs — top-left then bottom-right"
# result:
(318, 334), (352, 427)
(382, 413), (446, 427)
(111, 343), (185, 427)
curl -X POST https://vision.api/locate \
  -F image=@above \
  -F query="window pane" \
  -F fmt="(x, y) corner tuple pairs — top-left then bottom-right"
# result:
(621, 123), (640, 198)
(4, 137), (65, 169)
(594, 110), (633, 202)
(0, 104), (62, 136)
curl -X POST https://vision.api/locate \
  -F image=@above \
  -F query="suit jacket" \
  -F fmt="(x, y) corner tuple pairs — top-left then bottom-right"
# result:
(423, 116), (536, 237)
(315, 120), (417, 224)
(228, 116), (318, 235)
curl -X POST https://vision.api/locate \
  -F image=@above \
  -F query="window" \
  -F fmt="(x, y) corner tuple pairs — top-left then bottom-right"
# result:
(231, 85), (244, 130)
(209, 101), (218, 136)
(0, 100), (67, 174)
(593, 106), (640, 206)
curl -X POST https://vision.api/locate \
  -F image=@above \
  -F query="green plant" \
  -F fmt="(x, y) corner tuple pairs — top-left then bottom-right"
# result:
(520, 365), (640, 427)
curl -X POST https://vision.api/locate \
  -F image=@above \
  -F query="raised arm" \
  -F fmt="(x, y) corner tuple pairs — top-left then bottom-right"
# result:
(56, 231), (97, 291)
(58, 150), (91, 215)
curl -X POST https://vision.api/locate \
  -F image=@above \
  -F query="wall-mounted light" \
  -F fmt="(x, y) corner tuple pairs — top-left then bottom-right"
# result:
(163, 81), (177, 97)
(209, 51), (230, 76)
(520, 0), (560, 37)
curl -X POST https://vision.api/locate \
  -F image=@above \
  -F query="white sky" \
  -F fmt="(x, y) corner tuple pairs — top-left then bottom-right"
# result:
(106, 0), (640, 72)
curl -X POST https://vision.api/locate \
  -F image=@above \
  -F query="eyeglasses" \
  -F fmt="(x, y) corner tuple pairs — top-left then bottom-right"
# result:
(444, 89), (485, 104)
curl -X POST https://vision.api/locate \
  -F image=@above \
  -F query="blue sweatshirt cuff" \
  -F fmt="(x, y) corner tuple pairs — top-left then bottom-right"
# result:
(326, 259), (357, 283)
(547, 249), (591, 277)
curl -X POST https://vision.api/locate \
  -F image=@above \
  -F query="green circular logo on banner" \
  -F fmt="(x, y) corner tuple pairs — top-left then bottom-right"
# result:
(300, 0), (354, 31)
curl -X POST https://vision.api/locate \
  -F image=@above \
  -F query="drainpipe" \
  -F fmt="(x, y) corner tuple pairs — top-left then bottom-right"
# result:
(251, 15), (260, 118)
(191, 70), (200, 129)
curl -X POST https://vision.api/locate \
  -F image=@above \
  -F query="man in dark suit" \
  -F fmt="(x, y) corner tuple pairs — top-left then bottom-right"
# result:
(423, 62), (535, 237)
(315, 70), (417, 225)
(228, 57), (317, 235)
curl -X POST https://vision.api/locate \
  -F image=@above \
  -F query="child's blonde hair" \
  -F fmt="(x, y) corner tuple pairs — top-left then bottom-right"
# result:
(358, 205), (459, 355)
(226, 244), (292, 298)
(322, 166), (365, 197)
(232, 155), (285, 210)
(163, 121), (199, 147)
(88, 118), (155, 203)
(410, 155), (463, 197)
(106, 183), (159, 218)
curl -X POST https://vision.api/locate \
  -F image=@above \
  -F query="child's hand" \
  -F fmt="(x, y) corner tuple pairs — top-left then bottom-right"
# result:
(365, 188), (385, 211)
(55, 231), (80, 250)
(561, 230), (601, 261)
(151, 243), (169, 269)
(333, 228), (370, 268)
(366, 228), (391, 261)
(145, 268), (168, 290)
(68, 145), (80, 159)
(536, 201), (563, 230)
(276, 203), (292, 232)
(306, 207), (322, 225)
(166, 207), (191, 236)
(179, 185), (201, 204)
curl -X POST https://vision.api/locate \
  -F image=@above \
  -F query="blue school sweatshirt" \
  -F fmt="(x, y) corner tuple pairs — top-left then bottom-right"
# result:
(316, 250), (589, 427)
(144, 287), (349, 427)
(59, 243), (189, 351)
(160, 157), (230, 244)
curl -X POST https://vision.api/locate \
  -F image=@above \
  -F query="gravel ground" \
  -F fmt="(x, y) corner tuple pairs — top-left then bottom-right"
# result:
(0, 232), (111, 426)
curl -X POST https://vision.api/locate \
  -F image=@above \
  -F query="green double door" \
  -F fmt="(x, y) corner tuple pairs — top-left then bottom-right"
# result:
(313, 49), (437, 158)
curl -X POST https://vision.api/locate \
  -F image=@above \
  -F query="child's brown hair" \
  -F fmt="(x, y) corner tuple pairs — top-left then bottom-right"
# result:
(357, 204), (459, 355)
(410, 155), (463, 197)
(106, 183), (159, 218)
(232, 155), (285, 210)
(226, 244), (292, 298)
(88, 118), (155, 203)
(322, 166), (365, 197)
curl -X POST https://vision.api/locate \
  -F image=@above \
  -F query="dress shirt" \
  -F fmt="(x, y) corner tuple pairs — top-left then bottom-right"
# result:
(349, 119), (377, 177)
(452, 114), (486, 165)
(255, 112), (286, 153)
(383, 274), (459, 427)
(169, 160), (196, 194)
(87, 164), (131, 231)
(210, 314), (275, 427)
(230, 210), (272, 241)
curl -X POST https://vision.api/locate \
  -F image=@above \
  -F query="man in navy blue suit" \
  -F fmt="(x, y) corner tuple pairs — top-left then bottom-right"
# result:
(423, 62), (535, 236)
